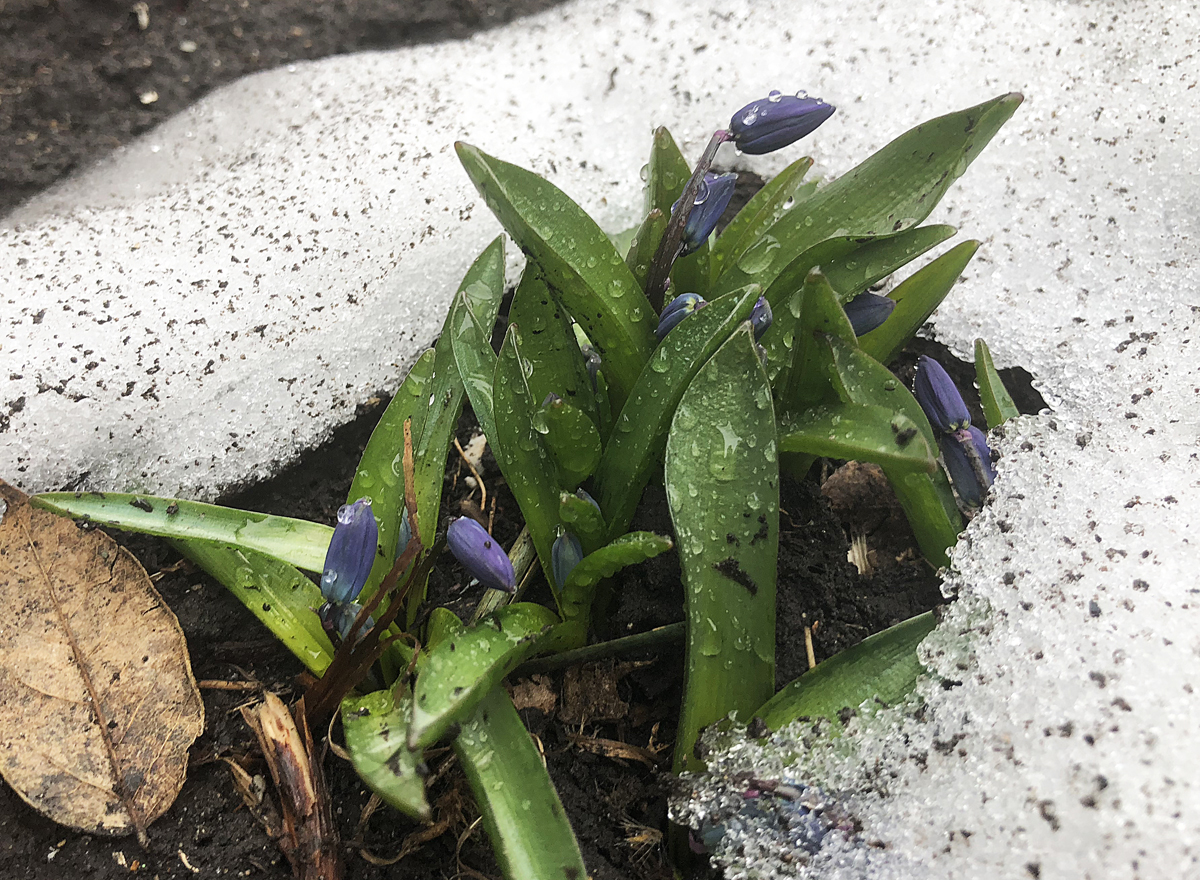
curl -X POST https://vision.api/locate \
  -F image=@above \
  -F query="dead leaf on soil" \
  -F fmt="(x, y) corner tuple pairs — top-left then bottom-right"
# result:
(0, 480), (204, 841)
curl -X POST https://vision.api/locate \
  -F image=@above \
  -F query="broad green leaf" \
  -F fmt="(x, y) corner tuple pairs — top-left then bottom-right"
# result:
(754, 612), (937, 730)
(821, 225), (958, 301)
(666, 325), (778, 771)
(859, 240), (980, 365)
(780, 270), (855, 415)
(646, 126), (692, 218)
(408, 603), (558, 751)
(710, 156), (814, 282)
(456, 143), (656, 406)
(558, 491), (606, 555)
(31, 492), (331, 573)
(169, 540), (334, 676)
(558, 531), (674, 622)
(779, 404), (936, 472)
(593, 286), (760, 540)
(887, 467), (962, 569)
(508, 266), (597, 425)
(974, 338), (1020, 428)
(342, 688), (430, 822)
(539, 398), (602, 490)
(451, 293), (501, 445)
(345, 347), (435, 594)
(492, 327), (565, 607)
(455, 687), (587, 880)
(824, 334), (937, 450)
(712, 93), (1022, 297)
(624, 208), (668, 292)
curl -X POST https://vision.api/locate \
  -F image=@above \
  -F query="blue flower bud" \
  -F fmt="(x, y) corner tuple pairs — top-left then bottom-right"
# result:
(447, 516), (516, 593)
(750, 295), (773, 341)
(913, 355), (972, 434)
(551, 531), (584, 593)
(394, 509), (413, 559)
(729, 91), (835, 155)
(318, 600), (374, 645)
(320, 498), (378, 605)
(843, 292), (896, 337)
(580, 344), (601, 389)
(656, 292), (706, 341)
(672, 172), (737, 257)
(940, 426), (995, 508)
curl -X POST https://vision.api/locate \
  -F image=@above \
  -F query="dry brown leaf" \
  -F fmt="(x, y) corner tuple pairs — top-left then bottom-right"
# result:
(0, 480), (203, 841)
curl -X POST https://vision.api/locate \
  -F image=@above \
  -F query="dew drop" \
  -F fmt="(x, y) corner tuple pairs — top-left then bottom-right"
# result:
(767, 89), (783, 103)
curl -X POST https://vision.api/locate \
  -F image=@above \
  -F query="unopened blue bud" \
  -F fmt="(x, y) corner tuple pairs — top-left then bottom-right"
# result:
(913, 355), (971, 434)
(843, 292), (896, 337)
(318, 600), (374, 644)
(672, 172), (736, 257)
(750, 295), (773, 341)
(320, 498), (378, 605)
(656, 292), (706, 341)
(580, 344), (601, 389)
(729, 91), (835, 155)
(394, 510), (413, 559)
(940, 426), (995, 508)
(551, 531), (584, 592)
(447, 516), (516, 593)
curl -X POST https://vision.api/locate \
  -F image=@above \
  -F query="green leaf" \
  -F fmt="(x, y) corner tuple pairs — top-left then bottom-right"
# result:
(492, 327), (565, 608)
(508, 266), (597, 425)
(558, 491), (606, 555)
(710, 156), (814, 282)
(974, 338), (1020, 428)
(169, 540), (334, 676)
(342, 688), (431, 822)
(455, 687), (587, 880)
(887, 468), (962, 569)
(666, 324), (778, 771)
(592, 286), (760, 540)
(824, 334), (937, 450)
(780, 269), (856, 415)
(821, 225), (958, 301)
(409, 603), (558, 751)
(712, 93), (1022, 297)
(456, 143), (656, 406)
(539, 398), (602, 490)
(647, 127), (692, 218)
(451, 293), (501, 445)
(31, 492), (331, 573)
(624, 208), (668, 293)
(345, 347), (435, 594)
(558, 531), (674, 622)
(779, 404), (936, 472)
(858, 240), (980, 365)
(754, 612), (937, 730)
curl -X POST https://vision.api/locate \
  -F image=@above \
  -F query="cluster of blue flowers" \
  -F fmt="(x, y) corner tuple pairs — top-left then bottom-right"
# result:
(914, 355), (997, 508)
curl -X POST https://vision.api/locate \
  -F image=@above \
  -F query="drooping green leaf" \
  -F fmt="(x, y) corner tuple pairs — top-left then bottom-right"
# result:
(456, 143), (656, 406)
(754, 612), (937, 730)
(31, 492), (332, 573)
(169, 540), (333, 676)
(408, 603), (558, 751)
(455, 687), (587, 880)
(508, 266), (597, 425)
(974, 338), (1020, 428)
(539, 398), (602, 490)
(558, 531), (674, 623)
(342, 688), (430, 822)
(779, 404), (936, 472)
(593, 286), (760, 540)
(451, 292), (501, 446)
(492, 327), (565, 608)
(558, 491), (606, 555)
(712, 93), (1022, 297)
(858, 240), (980, 365)
(710, 156), (814, 282)
(666, 324), (778, 771)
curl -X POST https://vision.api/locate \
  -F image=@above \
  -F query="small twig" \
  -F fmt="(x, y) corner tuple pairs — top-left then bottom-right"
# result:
(803, 616), (818, 671)
(453, 436), (487, 511)
(197, 679), (262, 692)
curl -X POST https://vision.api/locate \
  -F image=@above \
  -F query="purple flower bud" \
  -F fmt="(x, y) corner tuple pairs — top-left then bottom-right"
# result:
(447, 516), (515, 593)
(913, 355), (971, 434)
(394, 509), (413, 560)
(843, 292), (896, 337)
(672, 172), (737, 257)
(656, 292), (706, 341)
(551, 531), (583, 592)
(320, 498), (378, 605)
(729, 91), (835, 155)
(940, 426), (995, 508)
(750, 295), (773, 341)
(580, 343), (601, 389)
(318, 600), (374, 644)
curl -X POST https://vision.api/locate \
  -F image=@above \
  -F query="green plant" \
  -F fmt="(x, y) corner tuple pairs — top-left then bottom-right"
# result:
(33, 89), (1025, 877)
